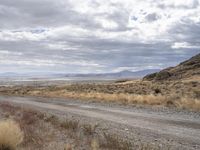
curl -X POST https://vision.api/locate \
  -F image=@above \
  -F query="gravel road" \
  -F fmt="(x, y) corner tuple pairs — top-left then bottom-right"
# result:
(0, 96), (200, 149)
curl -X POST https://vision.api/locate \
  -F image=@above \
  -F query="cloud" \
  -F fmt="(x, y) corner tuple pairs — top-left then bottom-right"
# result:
(0, 50), (23, 56)
(157, 0), (199, 9)
(172, 42), (200, 49)
(0, 0), (199, 73)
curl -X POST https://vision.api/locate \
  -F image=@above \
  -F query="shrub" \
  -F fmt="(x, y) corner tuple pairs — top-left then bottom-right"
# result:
(0, 120), (23, 150)
(155, 71), (171, 80)
(154, 88), (161, 94)
(100, 133), (132, 150)
(60, 120), (79, 131)
(82, 124), (99, 136)
(193, 90), (200, 99)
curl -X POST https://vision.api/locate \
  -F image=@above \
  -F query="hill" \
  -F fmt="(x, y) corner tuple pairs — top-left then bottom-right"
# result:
(144, 53), (200, 81)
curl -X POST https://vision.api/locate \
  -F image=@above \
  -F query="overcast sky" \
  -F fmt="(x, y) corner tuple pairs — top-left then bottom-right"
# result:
(0, 0), (199, 74)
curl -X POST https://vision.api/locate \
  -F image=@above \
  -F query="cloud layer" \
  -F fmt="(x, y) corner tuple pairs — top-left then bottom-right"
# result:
(0, 0), (199, 73)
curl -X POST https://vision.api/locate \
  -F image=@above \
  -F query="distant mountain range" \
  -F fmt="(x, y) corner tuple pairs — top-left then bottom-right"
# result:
(64, 69), (160, 79)
(0, 69), (160, 80)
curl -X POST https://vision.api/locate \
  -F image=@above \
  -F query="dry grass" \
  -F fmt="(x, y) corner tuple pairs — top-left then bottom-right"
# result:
(60, 119), (79, 131)
(40, 90), (167, 105)
(78, 92), (164, 105)
(82, 123), (99, 136)
(33, 90), (200, 111)
(100, 133), (166, 150)
(0, 120), (23, 150)
(0, 78), (200, 111)
(91, 138), (99, 150)
(64, 144), (73, 150)
(0, 103), (52, 149)
(100, 133), (132, 150)
(178, 97), (200, 111)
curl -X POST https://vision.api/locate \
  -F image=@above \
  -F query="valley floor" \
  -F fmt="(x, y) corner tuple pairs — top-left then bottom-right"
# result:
(1, 77), (200, 111)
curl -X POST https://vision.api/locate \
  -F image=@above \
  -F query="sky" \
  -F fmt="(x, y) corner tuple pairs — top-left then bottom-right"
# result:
(0, 0), (200, 74)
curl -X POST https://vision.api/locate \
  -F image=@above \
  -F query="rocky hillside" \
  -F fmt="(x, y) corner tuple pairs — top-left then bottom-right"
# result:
(144, 53), (200, 81)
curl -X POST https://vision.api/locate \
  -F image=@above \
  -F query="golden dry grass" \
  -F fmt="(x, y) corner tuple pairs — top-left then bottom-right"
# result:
(0, 120), (23, 150)
(28, 90), (200, 111)
(63, 92), (165, 105)
(178, 97), (200, 111)
(91, 138), (99, 150)
(0, 77), (200, 111)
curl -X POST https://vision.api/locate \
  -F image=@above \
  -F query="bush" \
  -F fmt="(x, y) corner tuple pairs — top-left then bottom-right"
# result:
(155, 71), (171, 80)
(154, 88), (161, 94)
(0, 120), (23, 150)
(193, 90), (200, 99)
(60, 120), (79, 131)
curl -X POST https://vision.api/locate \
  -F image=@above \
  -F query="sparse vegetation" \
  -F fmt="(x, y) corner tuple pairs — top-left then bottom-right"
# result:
(82, 123), (99, 136)
(100, 133), (133, 150)
(60, 119), (79, 131)
(0, 103), (167, 150)
(0, 120), (23, 150)
(0, 78), (200, 111)
(91, 138), (100, 150)
(193, 90), (200, 99)
(44, 114), (58, 124)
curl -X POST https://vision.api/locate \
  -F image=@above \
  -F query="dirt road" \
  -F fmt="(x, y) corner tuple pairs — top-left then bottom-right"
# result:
(0, 96), (200, 149)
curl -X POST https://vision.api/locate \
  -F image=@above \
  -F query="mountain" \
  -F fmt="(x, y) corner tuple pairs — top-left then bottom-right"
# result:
(65, 69), (160, 79)
(0, 72), (34, 78)
(144, 53), (200, 81)
(0, 69), (160, 80)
